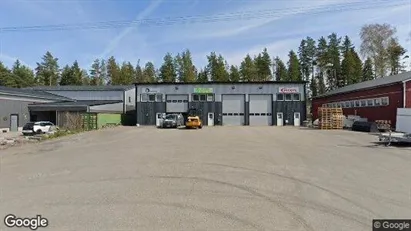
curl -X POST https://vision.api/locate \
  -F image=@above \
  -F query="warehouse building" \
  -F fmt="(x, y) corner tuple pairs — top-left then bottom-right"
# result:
(135, 81), (307, 126)
(312, 71), (411, 128)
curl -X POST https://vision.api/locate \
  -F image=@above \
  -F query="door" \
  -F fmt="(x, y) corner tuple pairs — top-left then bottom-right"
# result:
(10, 114), (18, 132)
(208, 113), (214, 126)
(156, 113), (163, 127)
(294, 112), (301, 126)
(249, 94), (273, 126)
(222, 94), (245, 125)
(166, 95), (189, 113)
(276, 113), (283, 126)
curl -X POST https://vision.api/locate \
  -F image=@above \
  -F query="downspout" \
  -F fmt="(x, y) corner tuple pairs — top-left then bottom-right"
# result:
(403, 79), (411, 108)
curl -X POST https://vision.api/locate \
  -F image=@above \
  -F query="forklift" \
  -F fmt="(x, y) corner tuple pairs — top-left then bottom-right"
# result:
(185, 107), (203, 129)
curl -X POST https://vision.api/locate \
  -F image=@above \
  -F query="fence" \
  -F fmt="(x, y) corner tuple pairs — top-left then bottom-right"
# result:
(57, 112), (97, 131)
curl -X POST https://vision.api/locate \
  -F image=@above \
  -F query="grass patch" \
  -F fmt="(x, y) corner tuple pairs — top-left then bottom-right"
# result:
(43, 129), (82, 140)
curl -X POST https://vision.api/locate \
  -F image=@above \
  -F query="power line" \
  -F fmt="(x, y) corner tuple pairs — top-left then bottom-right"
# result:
(0, 0), (408, 33)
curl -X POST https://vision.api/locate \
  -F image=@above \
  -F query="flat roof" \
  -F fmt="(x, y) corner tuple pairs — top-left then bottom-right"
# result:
(25, 85), (134, 91)
(0, 86), (74, 101)
(134, 81), (307, 86)
(28, 100), (122, 107)
(314, 71), (411, 99)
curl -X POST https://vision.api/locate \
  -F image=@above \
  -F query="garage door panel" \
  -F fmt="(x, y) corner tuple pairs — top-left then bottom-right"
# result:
(222, 94), (245, 126)
(166, 95), (188, 112)
(249, 94), (272, 126)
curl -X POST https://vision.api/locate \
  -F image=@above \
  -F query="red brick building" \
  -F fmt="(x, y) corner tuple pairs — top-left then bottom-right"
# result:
(312, 71), (411, 128)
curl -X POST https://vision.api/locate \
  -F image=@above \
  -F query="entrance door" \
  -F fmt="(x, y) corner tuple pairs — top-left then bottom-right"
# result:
(276, 113), (283, 126)
(10, 114), (18, 132)
(294, 112), (301, 126)
(208, 113), (214, 126)
(156, 113), (163, 127)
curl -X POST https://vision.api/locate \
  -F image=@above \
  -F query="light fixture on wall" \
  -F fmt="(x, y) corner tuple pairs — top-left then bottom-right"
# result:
(231, 86), (235, 90)
(258, 86), (263, 90)
(175, 86), (179, 90)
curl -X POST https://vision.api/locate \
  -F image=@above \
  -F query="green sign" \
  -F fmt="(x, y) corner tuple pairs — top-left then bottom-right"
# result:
(194, 87), (213, 93)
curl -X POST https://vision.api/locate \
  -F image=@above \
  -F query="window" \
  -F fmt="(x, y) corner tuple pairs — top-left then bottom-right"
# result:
(156, 94), (162, 102)
(292, 93), (300, 101)
(374, 98), (381, 106)
(207, 94), (214, 102)
(128, 97), (131, 103)
(277, 94), (284, 101)
(345, 101), (350, 108)
(192, 94), (199, 101)
(200, 94), (206, 101)
(355, 100), (360, 107)
(350, 101), (354, 108)
(332, 103), (337, 108)
(148, 94), (156, 102)
(141, 94), (149, 102)
(381, 97), (389, 106)
(285, 94), (292, 101)
(322, 104), (327, 108)
(360, 100), (366, 107)
(336, 102), (341, 108)
(367, 99), (374, 106)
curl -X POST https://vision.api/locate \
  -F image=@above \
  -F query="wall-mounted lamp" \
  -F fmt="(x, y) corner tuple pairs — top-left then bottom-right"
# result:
(258, 86), (263, 90)
(175, 86), (179, 90)
(231, 86), (235, 90)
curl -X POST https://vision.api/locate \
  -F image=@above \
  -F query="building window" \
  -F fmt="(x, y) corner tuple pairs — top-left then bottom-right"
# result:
(360, 100), (366, 107)
(200, 94), (206, 101)
(141, 94), (149, 102)
(207, 94), (214, 102)
(367, 99), (374, 106)
(381, 97), (389, 106)
(148, 94), (156, 102)
(192, 94), (199, 101)
(345, 101), (350, 108)
(292, 93), (300, 101)
(355, 100), (360, 107)
(374, 98), (381, 106)
(128, 97), (131, 103)
(277, 94), (284, 101)
(285, 94), (292, 101)
(350, 101), (354, 108)
(336, 102), (341, 108)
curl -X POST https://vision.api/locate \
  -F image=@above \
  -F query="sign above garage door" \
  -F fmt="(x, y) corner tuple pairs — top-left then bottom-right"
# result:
(279, 87), (299, 93)
(194, 88), (213, 93)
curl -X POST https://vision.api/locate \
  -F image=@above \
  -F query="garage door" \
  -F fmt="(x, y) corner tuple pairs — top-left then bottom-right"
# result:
(222, 94), (245, 125)
(249, 94), (272, 126)
(166, 95), (188, 112)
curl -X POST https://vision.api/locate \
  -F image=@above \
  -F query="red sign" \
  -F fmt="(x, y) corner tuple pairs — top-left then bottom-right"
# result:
(279, 87), (299, 93)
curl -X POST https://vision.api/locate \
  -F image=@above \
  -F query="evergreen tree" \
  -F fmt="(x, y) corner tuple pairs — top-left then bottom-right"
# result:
(240, 54), (257, 82)
(254, 48), (272, 81)
(317, 72), (326, 95)
(206, 52), (229, 82)
(175, 49), (196, 82)
(351, 49), (363, 83)
(11, 60), (35, 87)
(107, 56), (120, 85)
(341, 35), (354, 56)
(387, 38), (407, 75)
(100, 59), (108, 85)
(287, 50), (302, 81)
(120, 62), (135, 84)
(81, 69), (90, 85)
(159, 53), (177, 82)
(71, 60), (83, 85)
(362, 58), (374, 81)
(59, 65), (72, 86)
(90, 59), (103, 86)
(273, 57), (288, 81)
(196, 69), (208, 82)
(341, 50), (357, 85)
(35, 51), (60, 86)
(135, 60), (144, 83)
(143, 62), (156, 83)
(229, 65), (241, 82)
(327, 33), (342, 88)
(0, 62), (19, 87)
(310, 77), (318, 98)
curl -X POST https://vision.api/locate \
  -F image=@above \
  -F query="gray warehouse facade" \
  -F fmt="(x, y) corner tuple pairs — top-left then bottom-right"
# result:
(135, 81), (307, 126)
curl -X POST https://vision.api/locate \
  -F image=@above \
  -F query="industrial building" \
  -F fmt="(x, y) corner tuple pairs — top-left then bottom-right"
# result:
(135, 81), (307, 126)
(1, 85), (136, 131)
(312, 71), (411, 128)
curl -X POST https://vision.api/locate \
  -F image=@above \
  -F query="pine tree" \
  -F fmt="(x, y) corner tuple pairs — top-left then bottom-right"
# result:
(143, 62), (156, 83)
(351, 49), (363, 83)
(120, 62), (135, 84)
(387, 38), (407, 75)
(254, 48), (272, 81)
(273, 57), (288, 81)
(159, 53), (177, 82)
(135, 60), (144, 83)
(35, 51), (60, 86)
(229, 65), (241, 82)
(90, 59), (102, 86)
(310, 77), (318, 98)
(196, 69), (208, 82)
(206, 52), (229, 82)
(240, 54), (257, 82)
(71, 60), (83, 85)
(341, 35), (354, 56)
(11, 60), (35, 87)
(100, 60), (107, 85)
(362, 58), (374, 81)
(59, 65), (73, 86)
(81, 69), (90, 85)
(0, 62), (19, 87)
(107, 56), (120, 85)
(341, 50), (357, 85)
(176, 49), (196, 82)
(287, 50), (302, 81)
(317, 72), (326, 95)
(327, 33), (342, 88)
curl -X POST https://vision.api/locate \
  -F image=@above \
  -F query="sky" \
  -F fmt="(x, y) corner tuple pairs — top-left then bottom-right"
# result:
(0, 0), (410, 71)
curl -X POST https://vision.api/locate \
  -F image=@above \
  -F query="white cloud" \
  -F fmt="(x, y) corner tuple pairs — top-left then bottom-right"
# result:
(0, 54), (33, 69)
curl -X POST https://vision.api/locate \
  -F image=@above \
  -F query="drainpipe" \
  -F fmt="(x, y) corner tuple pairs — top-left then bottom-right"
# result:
(403, 79), (411, 108)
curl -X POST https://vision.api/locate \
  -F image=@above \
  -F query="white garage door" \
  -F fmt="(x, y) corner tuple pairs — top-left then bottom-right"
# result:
(222, 94), (245, 125)
(166, 95), (188, 112)
(249, 94), (272, 126)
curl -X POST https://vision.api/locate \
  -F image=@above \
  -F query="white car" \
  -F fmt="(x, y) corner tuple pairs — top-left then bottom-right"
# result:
(22, 121), (56, 135)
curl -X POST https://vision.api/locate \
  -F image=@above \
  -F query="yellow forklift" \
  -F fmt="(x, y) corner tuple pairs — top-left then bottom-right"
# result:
(185, 107), (203, 129)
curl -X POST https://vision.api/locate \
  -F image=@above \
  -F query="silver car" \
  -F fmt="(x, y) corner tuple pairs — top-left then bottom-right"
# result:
(162, 114), (184, 128)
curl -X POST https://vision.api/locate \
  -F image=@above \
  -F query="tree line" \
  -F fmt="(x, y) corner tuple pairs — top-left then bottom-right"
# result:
(0, 23), (408, 98)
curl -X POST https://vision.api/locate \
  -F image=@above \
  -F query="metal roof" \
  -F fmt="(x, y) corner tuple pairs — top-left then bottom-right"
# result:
(0, 86), (74, 101)
(28, 100), (123, 107)
(25, 85), (134, 91)
(134, 81), (307, 86)
(314, 71), (411, 99)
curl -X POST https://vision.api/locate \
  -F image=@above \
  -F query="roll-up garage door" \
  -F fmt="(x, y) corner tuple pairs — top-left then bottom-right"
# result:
(249, 94), (272, 126)
(166, 95), (188, 112)
(222, 94), (245, 125)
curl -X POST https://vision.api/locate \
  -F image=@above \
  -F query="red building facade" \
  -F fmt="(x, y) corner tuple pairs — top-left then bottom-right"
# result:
(312, 72), (411, 128)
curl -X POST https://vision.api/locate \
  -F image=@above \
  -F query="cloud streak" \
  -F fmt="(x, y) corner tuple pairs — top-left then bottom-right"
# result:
(97, 0), (163, 59)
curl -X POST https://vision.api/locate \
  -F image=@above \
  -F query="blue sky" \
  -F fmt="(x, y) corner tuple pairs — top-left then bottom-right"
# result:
(0, 0), (410, 71)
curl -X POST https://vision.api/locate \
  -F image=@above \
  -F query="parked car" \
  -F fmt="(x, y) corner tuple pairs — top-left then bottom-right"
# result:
(162, 114), (184, 128)
(22, 121), (56, 135)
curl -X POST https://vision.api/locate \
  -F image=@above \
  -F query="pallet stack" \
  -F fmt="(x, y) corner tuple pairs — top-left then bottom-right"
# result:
(375, 120), (392, 131)
(318, 107), (344, 130)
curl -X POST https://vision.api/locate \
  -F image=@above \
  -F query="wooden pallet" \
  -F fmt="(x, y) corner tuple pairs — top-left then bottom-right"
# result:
(318, 107), (344, 130)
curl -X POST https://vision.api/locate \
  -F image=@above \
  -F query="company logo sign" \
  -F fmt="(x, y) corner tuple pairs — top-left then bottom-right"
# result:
(194, 88), (213, 93)
(279, 87), (299, 93)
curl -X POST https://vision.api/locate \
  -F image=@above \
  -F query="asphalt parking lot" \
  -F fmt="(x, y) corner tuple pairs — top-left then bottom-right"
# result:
(1, 126), (410, 231)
